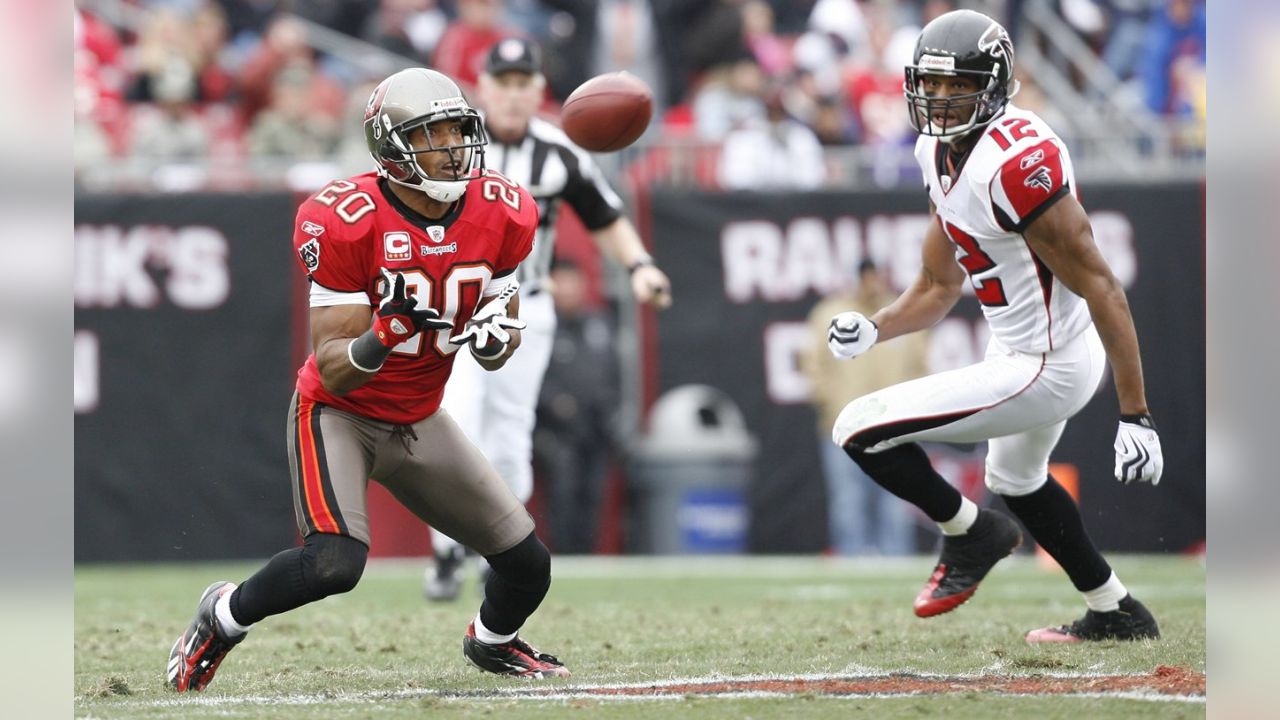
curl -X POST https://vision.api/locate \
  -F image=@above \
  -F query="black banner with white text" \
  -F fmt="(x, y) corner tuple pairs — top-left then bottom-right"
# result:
(649, 184), (1205, 553)
(75, 192), (300, 562)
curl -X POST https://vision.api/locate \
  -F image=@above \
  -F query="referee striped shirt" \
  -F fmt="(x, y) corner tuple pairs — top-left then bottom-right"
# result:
(483, 116), (624, 292)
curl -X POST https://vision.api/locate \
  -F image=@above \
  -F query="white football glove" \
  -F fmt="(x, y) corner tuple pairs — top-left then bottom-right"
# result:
(450, 288), (527, 360)
(827, 311), (878, 360)
(1114, 414), (1164, 485)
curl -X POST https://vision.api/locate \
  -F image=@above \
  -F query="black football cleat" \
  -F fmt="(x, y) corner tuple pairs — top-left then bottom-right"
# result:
(914, 508), (1022, 618)
(462, 622), (571, 678)
(166, 581), (246, 692)
(1025, 594), (1161, 643)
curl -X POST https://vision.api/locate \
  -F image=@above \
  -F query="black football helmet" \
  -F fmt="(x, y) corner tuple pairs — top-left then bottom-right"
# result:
(903, 10), (1020, 142)
(363, 68), (488, 203)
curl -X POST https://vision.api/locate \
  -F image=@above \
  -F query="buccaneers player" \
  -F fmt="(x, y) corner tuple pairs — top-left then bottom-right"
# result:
(167, 68), (569, 692)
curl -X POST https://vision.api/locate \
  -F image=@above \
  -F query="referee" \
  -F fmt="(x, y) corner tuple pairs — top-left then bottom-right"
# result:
(428, 36), (672, 600)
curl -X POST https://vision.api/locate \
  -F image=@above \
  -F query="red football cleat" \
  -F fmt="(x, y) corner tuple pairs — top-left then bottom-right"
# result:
(914, 509), (1022, 618)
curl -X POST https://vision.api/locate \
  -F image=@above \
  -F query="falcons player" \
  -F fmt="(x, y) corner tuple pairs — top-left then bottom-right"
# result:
(826, 10), (1163, 642)
(166, 68), (570, 692)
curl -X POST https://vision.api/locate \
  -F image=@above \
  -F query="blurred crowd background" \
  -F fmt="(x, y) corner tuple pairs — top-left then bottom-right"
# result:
(74, 0), (1205, 192)
(72, 0), (1206, 560)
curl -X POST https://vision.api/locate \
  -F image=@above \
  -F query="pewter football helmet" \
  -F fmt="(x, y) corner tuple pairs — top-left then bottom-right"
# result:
(363, 68), (487, 203)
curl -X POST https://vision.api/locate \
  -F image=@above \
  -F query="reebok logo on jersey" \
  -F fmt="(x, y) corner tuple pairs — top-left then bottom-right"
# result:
(1020, 149), (1045, 170)
(383, 231), (412, 261)
(421, 242), (458, 256)
(1023, 166), (1054, 192)
(301, 221), (325, 237)
(298, 239), (320, 272)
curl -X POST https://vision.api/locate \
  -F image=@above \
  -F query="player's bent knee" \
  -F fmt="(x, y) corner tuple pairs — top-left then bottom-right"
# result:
(831, 396), (880, 448)
(984, 463), (1049, 497)
(484, 531), (550, 590)
(302, 533), (368, 599)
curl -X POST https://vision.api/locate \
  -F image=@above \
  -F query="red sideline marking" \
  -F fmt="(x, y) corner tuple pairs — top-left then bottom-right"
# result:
(532, 667), (1204, 698)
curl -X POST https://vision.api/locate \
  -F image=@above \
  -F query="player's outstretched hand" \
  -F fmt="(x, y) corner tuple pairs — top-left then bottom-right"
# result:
(827, 311), (878, 360)
(373, 268), (453, 347)
(450, 292), (527, 360)
(1113, 414), (1163, 485)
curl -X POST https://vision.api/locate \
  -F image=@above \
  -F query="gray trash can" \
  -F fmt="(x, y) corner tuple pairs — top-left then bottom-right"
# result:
(627, 385), (758, 554)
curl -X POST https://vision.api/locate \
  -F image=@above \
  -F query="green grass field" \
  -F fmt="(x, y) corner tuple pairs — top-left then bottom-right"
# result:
(74, 554), (1204, 719)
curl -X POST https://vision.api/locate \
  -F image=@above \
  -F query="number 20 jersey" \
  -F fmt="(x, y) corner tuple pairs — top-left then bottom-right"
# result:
(291, 171), (537, 425)
(915, 104), (1091, 354)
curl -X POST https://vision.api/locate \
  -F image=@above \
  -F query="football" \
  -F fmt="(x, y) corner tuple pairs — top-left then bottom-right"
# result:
(560, 72), (653, 152)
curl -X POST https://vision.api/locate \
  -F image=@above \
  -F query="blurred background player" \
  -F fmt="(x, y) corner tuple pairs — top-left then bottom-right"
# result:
(534, 258), (622, 555)
(826, 10), (1164, 642)
(426, 36), (671, 601)
(801, 259), (927, 556)
(166, 68), (570, 692)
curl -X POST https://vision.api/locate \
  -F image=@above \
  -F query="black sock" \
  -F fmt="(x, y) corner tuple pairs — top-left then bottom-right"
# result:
(1000, 476), (1112, 592)
(479, 532), (551, 637)
(230, 533), (368, 626)
(845, 442), (962, 523)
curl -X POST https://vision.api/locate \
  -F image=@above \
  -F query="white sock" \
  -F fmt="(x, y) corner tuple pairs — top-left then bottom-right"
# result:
(1082, 572), (1128, 612)
(473, 613), (516, 645)
(937, 497), (979, 536)
(214, 585), (251, 637)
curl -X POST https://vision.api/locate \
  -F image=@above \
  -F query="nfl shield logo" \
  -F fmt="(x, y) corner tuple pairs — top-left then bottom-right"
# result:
(427, 226), (446, 243)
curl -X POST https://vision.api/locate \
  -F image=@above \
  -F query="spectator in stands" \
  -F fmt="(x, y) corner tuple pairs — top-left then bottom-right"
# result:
(842, 1), (916, 186)
(593, 0), (667, 112)
(800, 259), (928, 556)
(126, 4), (233, 105)
(741, 0), (790, 78)
(74, 8), (126, 157)
(432, 0), (515, 90)
(238, 15), (345, 122)
(190, 2), (235, 102)
(534, 259), (621, 555)
(362, 0), (449, 63)
(247, 63), (341, 159)
(1100, 0), (1158, 81)
(1139, 0), (1205, 116)
(692, 58), (768, 141)
(128, 59), (210, 162)
(717, 82), (825, 190)
(809, 93), (858, 147)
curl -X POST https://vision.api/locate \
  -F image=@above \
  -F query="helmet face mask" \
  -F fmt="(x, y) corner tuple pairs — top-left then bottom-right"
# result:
(903, 10), (1020, 143)
(364, 69), (489, 203)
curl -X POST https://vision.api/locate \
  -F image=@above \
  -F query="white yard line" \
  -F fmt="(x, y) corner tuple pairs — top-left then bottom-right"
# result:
(99, 670), (1205, 709)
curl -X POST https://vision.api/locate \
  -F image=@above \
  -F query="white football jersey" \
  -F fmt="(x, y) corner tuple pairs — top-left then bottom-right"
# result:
(914, 104), (1092, 354)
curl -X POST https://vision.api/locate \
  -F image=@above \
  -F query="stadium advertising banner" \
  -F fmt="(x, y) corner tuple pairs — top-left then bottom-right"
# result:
(75, 192), (302, 562)
(649, 184), (1205, 554)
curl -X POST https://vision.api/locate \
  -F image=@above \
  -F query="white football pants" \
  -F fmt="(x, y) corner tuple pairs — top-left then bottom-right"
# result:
(832, 325), (1106, 497)
(432, 289), (557, 557)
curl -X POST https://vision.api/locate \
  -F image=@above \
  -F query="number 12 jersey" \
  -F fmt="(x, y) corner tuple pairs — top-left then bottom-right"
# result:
(915, 104), (1092, 354)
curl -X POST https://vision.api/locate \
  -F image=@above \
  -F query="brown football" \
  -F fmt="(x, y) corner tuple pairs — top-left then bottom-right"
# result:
(560, 72), (653, 152)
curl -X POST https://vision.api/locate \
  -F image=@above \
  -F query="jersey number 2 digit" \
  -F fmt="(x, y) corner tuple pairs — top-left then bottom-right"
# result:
(942, 221), (1009, 307)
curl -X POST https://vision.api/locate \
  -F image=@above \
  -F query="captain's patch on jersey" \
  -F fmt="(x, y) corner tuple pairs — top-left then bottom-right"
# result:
(383, 231), (412, 261)
(298, 238), (321, 272)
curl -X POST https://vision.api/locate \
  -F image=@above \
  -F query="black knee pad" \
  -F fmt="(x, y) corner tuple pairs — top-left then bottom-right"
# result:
(301, 533), (368, 599)
(484, 531), (550, 590)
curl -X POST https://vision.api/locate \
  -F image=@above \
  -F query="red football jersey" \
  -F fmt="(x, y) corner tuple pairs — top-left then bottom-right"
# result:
(291, 171), (537, 424)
